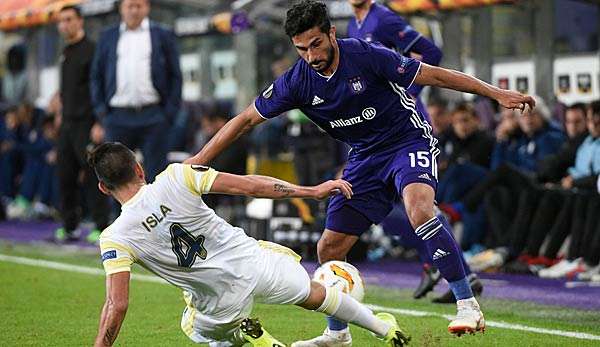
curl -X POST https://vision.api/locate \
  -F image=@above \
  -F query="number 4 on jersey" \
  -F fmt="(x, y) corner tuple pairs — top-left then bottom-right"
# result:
(170, 223), (208, 267)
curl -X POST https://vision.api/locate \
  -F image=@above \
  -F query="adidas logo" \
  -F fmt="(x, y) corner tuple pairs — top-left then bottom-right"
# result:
(432, 248), (450, 260)
(312, 95), (324, 105)
(418, 173), (431, 181)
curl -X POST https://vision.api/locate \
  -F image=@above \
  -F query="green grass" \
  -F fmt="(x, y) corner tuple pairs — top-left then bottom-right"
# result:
(1, 242), (599, 346)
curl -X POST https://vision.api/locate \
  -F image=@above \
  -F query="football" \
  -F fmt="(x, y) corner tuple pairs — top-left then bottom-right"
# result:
(313, 261), (365, 302)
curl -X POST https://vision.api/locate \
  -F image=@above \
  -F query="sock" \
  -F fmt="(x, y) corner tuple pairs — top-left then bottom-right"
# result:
(316, 286), (391, 337)
(415, 216), (473, 299)
(448, 277), (473, 300)
(326, 316), (349, 332)
(438, 213), (472, 276)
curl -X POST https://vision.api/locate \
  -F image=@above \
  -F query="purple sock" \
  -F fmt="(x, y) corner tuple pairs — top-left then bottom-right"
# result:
(415, 216), (469, 293)
(438, 213), (472, 276)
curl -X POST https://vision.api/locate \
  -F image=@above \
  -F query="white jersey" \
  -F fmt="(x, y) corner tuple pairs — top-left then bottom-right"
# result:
(99, 163), (269, 317)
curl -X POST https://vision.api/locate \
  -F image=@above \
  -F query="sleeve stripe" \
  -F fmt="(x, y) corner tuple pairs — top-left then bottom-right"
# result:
(105, 267), (132, 275)
(199, 168), (219, 194)
(253, 100), (269, 120)
(406, 61), (422, 91)
(402, 33), (423, 54)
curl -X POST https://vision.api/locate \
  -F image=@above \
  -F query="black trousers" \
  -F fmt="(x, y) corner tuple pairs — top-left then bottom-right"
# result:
(526, 189), (570, 256)
(57, 120), (109, 232)
(541, 192), (600, 261)
(483, 185), (541, 254)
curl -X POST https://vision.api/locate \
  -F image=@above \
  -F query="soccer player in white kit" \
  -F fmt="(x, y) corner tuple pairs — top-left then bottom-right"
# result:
(91, 142), (410, 347)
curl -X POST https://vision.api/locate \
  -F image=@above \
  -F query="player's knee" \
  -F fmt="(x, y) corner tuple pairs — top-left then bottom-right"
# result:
(403, 184), (436, 229)
(317, 237), (346, 263)
(298, 281), (326, 311)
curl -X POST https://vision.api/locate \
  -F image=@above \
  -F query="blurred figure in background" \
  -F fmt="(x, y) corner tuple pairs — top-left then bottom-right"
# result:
(347, 0), (442, 120)
(1, 44), (27, 104)
(91, 0), (182, 181)
(54, 5), (109, 243)
(0, 106), (20, 202)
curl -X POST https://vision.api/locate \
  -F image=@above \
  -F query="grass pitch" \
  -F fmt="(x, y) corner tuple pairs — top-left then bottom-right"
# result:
(1, 242), (599, 346)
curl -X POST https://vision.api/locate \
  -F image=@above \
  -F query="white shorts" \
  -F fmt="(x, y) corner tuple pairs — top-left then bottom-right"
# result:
(181, 241), (311, 345)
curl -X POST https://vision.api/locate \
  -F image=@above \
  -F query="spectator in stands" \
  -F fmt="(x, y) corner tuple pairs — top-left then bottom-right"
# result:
(0, 106), (20, 200)
(436, 103), (494, 251)
(537, 100), (600, 279)
(6, 116), (58, 220)
(501, 103), (591, 272)
(460, 97), (566, 271)
(53, 5), (109, 243)
(91, 0), (182, 181)
(428, 99), (452, 163)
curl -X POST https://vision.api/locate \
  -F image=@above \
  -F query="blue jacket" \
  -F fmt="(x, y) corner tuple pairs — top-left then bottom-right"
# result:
(90, 21), (182, 122)
(491, 125), (566, 174)
(568, 135), (600, 179)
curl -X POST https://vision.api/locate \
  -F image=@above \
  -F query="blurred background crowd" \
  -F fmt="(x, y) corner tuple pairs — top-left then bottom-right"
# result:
(0, 0), (599, 282)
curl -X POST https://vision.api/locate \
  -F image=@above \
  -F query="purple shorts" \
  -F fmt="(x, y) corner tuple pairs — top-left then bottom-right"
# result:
(326, 139), (439, 235)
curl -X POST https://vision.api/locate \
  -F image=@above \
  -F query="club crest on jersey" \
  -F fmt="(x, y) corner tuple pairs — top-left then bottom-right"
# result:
(348, 76), (365, 94)
(262, 83), (274, 99)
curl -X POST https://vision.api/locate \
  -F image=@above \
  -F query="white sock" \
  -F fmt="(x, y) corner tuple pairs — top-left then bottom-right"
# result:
(315, 286), (391, 337)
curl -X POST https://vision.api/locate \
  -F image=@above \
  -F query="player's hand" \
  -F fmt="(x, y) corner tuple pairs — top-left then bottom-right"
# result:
(495, 89), (536, 114)
(313, 179), (353, 200)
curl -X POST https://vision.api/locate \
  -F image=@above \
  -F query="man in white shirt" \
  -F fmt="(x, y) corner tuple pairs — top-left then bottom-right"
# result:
(91, 0), (182, 181)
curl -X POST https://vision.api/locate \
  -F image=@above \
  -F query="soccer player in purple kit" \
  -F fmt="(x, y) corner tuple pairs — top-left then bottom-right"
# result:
(346, 0), (441, 121)
(188, 1), (534, 345)
(345, 0), (483, 305)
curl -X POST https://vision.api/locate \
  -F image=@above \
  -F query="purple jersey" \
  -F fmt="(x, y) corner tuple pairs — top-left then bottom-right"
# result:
(347, 3), (421, 55)
(254, 38), (435, 157)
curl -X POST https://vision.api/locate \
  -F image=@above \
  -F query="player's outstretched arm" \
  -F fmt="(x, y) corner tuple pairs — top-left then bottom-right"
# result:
(94, 272), (130, 347)
(414, 63), (536, 112)
(184, 104), (265, 165)
(209, 172), (353, 200)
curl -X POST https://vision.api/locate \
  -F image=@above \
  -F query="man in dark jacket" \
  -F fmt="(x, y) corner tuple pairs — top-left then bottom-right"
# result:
(90, 0), (182, 181)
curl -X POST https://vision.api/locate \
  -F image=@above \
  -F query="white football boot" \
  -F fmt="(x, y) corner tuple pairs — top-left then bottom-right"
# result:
(291, 328), (352, 347)
(538, 258), (581, 279)
(448, 297), (485, 336)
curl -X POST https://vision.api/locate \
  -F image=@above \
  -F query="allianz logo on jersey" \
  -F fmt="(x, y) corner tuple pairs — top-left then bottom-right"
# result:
(330, 107), (377, 129)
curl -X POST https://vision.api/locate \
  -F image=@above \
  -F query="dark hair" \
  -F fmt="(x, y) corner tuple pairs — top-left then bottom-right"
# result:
(60, 5), (82, 18)
(590, 100), (600, 118)
(566, 102), (587, 117)
(427, 98), (448, 110)
(88, 142), (138, 190)
(452, 102), (477, 119)
(284, 0), (331, 38)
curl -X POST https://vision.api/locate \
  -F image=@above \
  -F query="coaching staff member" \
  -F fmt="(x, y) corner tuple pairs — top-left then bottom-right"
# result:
(91, 0), (182, 181)
(55, 5), (109, 243)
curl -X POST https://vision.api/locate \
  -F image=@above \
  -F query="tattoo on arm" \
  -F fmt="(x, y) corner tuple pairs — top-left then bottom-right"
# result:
(274, 183), (295, 196)
(103, 328), (117, 345)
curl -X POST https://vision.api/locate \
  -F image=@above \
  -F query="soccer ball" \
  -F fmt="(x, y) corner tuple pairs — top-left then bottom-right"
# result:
(313, 261), (365, 302)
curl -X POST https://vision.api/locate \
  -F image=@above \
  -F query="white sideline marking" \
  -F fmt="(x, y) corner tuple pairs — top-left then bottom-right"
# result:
(2, 253), (600, 341)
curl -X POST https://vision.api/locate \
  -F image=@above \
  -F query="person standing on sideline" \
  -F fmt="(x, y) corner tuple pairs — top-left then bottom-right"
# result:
(55, 5), (109, 243)
(90, 0), (182, 181)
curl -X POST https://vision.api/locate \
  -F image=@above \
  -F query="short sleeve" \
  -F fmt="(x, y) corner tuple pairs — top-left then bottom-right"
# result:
(369, 44), (421, 90)
(169, 163), (219, 195)
(100, 238), (135, 275)
(377, 15), (422, 54)
(254, 70), (300, 119)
